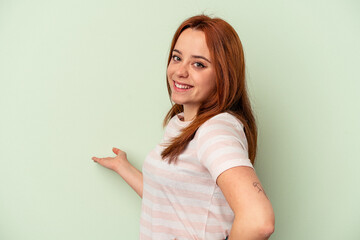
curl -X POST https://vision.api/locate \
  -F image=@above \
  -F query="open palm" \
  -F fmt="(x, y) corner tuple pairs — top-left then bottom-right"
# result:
(92, 147), (128, 172)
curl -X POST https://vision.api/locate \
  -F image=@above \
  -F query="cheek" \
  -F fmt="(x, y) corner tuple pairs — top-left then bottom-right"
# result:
(166, 67), (172, 84)
(203, 73), (216, 92)
(167, 64), (175, 78)
(211, 76), (217, 91)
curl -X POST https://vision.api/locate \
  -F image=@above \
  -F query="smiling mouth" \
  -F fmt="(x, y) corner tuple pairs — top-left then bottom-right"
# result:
(173, 80), (193, 90)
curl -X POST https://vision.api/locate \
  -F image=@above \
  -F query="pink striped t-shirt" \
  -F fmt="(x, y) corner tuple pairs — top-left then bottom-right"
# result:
(140, 112), (254, 240)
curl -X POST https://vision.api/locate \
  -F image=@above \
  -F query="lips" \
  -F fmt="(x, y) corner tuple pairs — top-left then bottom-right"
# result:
(173, 80), (193, 91)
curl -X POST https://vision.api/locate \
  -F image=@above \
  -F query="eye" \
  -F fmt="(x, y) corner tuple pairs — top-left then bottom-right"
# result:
(194, 62), (205, 68)
(172, 55), (181, 61)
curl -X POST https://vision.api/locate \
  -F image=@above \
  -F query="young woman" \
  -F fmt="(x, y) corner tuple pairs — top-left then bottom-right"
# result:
(92, 14), (275, 240)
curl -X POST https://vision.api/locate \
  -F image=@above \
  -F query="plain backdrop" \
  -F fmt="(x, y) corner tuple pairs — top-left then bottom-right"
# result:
(1, 0), (359, 239)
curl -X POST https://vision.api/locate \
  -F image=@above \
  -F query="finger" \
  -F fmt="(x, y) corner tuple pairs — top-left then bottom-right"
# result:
(93, 156), (113, 161)
(112, 147), (119, 155)
(92, 157), (101, 162)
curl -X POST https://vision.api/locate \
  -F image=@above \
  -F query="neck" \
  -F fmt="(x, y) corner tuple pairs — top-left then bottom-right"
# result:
(183, 105), (199, 122)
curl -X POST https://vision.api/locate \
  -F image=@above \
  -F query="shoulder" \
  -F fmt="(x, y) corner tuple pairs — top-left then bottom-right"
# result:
(195, 112), (252, 180)
(163, 113), (190, 139)
(165, 113), (183, 130)
(195, 112), (247, 147)
(198, 112), (244, 134)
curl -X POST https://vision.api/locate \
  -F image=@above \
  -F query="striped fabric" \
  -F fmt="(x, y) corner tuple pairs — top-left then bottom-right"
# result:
(139, 112), (254, 240)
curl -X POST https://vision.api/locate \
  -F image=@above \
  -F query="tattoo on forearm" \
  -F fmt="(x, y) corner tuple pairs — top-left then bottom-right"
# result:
(253, 182), (268, 199)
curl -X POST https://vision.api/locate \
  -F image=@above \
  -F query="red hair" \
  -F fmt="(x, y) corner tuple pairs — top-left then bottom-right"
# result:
(161, 14), (258, 164)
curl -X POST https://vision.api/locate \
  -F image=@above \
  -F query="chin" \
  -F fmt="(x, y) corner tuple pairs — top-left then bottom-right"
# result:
(171, 97), (185, 106)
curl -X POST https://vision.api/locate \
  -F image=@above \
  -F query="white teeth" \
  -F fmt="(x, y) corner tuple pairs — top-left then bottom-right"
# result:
(175, 82), (191, 89)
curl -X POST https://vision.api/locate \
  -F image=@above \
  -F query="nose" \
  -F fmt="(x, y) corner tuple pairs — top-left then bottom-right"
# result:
(175, 62), (189, 78)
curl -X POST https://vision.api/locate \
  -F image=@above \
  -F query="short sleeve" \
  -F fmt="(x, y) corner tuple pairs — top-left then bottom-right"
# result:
(196, 113), (254, 182)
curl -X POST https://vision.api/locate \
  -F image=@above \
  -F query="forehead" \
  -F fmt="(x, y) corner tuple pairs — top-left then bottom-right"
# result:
(174, 28), (211, 58)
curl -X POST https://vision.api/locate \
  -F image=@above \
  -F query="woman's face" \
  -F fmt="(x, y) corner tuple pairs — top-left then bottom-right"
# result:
(167, 28), (216, 112)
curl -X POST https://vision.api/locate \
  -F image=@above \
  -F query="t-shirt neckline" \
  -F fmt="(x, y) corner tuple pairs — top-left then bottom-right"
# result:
(175, 112), (193, 127)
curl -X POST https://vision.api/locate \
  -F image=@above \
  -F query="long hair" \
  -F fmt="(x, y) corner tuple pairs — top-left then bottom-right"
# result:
(161, 14), (258, 165)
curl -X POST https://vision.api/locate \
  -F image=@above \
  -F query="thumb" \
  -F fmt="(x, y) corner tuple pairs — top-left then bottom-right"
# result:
(112, 147), (119, 155)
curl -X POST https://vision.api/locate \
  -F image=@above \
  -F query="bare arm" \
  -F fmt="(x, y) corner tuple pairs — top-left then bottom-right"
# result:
(92, 147), (143, 198)
(217, 166), (275, 240)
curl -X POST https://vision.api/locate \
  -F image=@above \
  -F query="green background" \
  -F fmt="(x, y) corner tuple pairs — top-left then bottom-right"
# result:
(1, 0), (359, 239)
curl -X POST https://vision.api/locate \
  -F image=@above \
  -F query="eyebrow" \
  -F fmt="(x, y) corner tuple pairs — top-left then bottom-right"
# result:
(173, 49), (211, 64)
